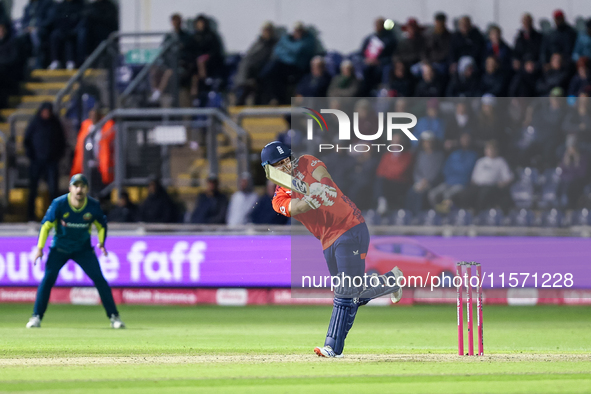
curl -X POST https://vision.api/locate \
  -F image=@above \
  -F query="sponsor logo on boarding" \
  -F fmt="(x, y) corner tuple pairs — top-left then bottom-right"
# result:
(302, 106), (418, 153)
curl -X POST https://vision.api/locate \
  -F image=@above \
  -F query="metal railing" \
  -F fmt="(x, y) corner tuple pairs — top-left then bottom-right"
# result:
(86, 107), (248, 196)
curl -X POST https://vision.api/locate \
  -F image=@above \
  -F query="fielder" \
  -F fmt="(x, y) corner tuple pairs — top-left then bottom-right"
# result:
(261, 141), (403, 357)
(26, 174), (125, 329)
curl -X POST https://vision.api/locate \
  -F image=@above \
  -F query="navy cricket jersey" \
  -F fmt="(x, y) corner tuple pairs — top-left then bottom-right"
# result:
(38, 194), (107, 252)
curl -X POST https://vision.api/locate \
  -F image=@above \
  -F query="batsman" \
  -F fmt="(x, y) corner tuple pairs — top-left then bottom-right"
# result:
(26, 174), (125, 329)
(261, 141), (403, 358)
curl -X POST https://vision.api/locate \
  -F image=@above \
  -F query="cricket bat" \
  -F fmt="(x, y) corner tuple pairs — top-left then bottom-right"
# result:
(265, 164), (310, 195)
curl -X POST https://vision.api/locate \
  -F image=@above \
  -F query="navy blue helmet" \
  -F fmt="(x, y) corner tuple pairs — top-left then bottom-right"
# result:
(261, 141), (291, 167)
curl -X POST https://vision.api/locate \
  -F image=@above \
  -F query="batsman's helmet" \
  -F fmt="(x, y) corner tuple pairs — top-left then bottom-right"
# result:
(261, 141), (291, 167)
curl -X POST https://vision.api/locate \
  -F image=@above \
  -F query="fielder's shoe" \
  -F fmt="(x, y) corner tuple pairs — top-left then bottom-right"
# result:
(110, 314), (126, 329)
(314, 345), (343, 358)
(390, 266), (404, 304)
(26, 315), (41, 328)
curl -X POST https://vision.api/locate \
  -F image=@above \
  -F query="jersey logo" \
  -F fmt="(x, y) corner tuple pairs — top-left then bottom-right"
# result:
(353, 250), (359, 255)
(280, 206), (286, 215)
(63, 212), (70, 219)
(311, 160), (319, 167)
(295, 171), (304, 180)
(83, 213), (93, 221)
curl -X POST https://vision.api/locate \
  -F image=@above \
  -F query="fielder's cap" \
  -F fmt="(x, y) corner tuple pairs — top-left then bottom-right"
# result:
(69, 174), (88, 186)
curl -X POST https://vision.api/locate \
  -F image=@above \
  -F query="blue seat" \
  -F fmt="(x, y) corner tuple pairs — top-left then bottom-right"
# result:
(448, 209), (473, 226)
(510, 209), (535, 227)
(477, 209), (503, 226)
(538, 167), (562, 209)
(389, 209), (412, 226)
(541, 209), (565, 227)
(421, 209), (442, 226)
(511, 180), (534, 209)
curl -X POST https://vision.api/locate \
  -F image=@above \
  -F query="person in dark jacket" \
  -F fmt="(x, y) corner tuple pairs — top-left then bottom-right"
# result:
(382, 57), (414, 97)
(567, 57), (591, 96)
(537, 53), (571, 96)
(541, 9), (578, 65)
(423, 12), (451, 73)
(138, 178), (177, 223)
(233, 22), (277, 105)
(509, 56), (541, 97)
(449, 16), (485, 73)
(47, 0), (84, 70)
(0, 22), (20, 107)
(189, 14), (225, 100)
(446, 55), (480, 97)
(484, 25), (512, 71)
(190, 176), (228, 224)
(296, 56), (331, 98)
(396, 18), (426, 69)
(414, 63), (443, 97)
(21, 0), (54, 68)
(24, 102), (67, 221)
(359, 17), (397, 93)
(513, 13), (543, 66)
(480, 56), (507, 97)
(77, 0), (118, 64)
(250, 181), (289, 225)
(108, 191), (138, 223)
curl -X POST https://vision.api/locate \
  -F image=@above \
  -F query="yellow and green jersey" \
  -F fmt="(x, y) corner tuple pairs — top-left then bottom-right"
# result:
(38, 193), (107, 252)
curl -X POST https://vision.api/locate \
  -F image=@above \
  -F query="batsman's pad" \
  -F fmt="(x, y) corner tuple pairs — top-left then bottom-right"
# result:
(324, 297), (358, 355)
(333, 274), (362, 299)
(358, 270), (400, 300)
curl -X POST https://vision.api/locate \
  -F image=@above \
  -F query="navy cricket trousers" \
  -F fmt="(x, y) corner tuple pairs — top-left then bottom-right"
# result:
(33, 247), (119, 318)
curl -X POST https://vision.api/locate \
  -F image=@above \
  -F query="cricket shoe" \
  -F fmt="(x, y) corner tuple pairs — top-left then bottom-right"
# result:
(110, 314), (126, 329)
(391, 266), (404, 304)
(314, 345), (343, 358)
(26, 315), (41, 328)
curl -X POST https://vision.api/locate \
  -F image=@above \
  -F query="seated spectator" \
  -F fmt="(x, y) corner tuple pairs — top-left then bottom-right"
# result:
(413, 98), (445, 147)
(480, 56), (507, 96)
(484, 25), (512, 71)
(509, 55), (541, 97)
(567, 57), (591, 96)
(226, 173), (258, 225)
(138, 178), (178, 223)
(423, 12), (451, 74)
(375, 132), (413, 213)
(296, 56), (331, 98)
(327, 60), (361, 97)
(396, 18), (425, 69)
(528, 88), (566, 168)
(537, 53), (571, 96)
(77, 0), (118, 65)
(453, 140), (514, 212)
(474, 94), (502, 149)
(259, 22), (316, 104)
(24, 102), (66, 221)
(20, 0), (54, 69)
(48, 0), (84, 70)
(70, 106), (115, 186)
(190, 176), (228, 224)
(149, 13), (195, 104)
(108, 191), (138, 223)
(353, 99), (380, 143)
(446, 55), (480, 97)
(189, 14), (225, 102)
(429, 133), (478, 212)
(323, 149), (355, 196)
(359, 17), (397, 94)
(449, 16), (485, 73)
(444, 101), (476, 151)
(381, 57), (414, 97)
(572, 19), (591, 62)
(414, 63), (443, 97)
(541, 9), (578, 64)
(558, 135), (588, 208)
(562, 92), (591, 144)
(0, 22), (19, 108)
(347, 151), (380, 211)
(233, 22), (277, 105)
(250, 181), (289, 225)
(405, 132), (445, 215)
(513, 13), (543, 66)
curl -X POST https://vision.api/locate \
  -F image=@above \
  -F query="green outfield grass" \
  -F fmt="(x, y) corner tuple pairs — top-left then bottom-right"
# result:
(0, 303), (590, 393)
